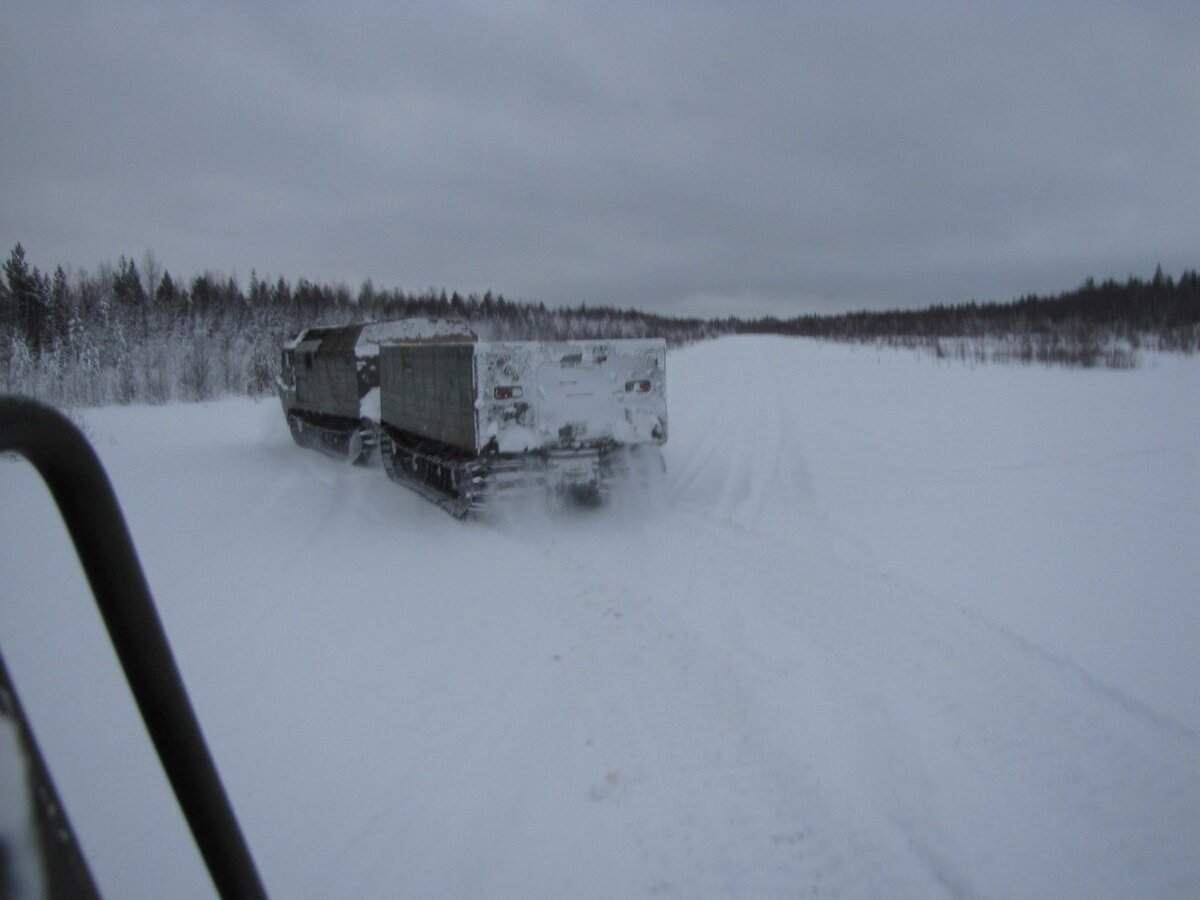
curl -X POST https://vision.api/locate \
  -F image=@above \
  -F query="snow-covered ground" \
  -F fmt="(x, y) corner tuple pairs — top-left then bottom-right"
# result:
(2, 336), (1198, 899)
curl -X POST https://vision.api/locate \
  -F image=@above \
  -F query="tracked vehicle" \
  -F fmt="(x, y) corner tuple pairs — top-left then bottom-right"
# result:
(377, 338), (668, 516)
(279, 321), (668, 516)
(277, 319), (474, 463)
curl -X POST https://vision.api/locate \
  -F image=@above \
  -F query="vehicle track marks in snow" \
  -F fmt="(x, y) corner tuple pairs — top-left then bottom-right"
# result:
(530, 504), (1200, 899)
(666, 353), (831, 558)
(687, 513), (1198, 898)
(529, 524), (955, 898)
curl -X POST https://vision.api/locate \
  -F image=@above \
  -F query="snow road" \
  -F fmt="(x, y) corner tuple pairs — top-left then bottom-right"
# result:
(2, 337), (1198, 898)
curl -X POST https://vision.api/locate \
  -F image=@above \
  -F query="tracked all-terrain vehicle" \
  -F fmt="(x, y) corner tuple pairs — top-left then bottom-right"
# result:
(279, 320), (668, 516)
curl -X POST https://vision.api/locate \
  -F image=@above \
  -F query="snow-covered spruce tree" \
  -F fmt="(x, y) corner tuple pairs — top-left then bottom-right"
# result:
(4, 333), (35, 397)
(3, 244), (51, 359)
(69, 324), (105, 407)
(179, 338), (213, 401)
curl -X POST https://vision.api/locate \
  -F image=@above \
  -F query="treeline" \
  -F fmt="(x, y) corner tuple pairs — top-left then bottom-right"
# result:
(0, 244), (720, 407)
(737, 266), (1200, 368)
(2, 243), (1197, 407)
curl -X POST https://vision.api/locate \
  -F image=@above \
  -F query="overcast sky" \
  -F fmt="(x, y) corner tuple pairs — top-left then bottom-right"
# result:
(2, 2), (1197, 317)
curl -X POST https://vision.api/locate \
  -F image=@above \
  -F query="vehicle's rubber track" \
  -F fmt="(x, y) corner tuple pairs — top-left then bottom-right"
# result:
(377, 428), (642, 518)
(378, 428), (486, 518)
(286, 412), (376, 465)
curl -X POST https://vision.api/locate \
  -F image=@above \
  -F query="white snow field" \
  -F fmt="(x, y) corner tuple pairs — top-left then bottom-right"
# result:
(2, 336), (1199, 899)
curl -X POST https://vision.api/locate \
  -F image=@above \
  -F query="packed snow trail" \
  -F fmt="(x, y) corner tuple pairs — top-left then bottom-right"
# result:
(525, 514), (1199, 898)
(2, 338), (1198, 898)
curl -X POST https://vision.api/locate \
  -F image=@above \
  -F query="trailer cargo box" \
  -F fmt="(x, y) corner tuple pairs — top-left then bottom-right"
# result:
(379, 339), (667, 455)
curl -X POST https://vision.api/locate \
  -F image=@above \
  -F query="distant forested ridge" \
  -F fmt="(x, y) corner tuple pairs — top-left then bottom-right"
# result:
(1, 244), (1196, 407)
(737, 265), (1199, 368)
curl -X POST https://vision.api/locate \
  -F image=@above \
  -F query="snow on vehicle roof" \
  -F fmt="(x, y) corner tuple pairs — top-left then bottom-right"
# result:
(283, 318), (475, 355)
(356, 318), (475, 357)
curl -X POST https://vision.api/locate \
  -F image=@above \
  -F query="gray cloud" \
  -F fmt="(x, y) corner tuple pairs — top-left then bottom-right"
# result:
(2, 1), (1197, 316)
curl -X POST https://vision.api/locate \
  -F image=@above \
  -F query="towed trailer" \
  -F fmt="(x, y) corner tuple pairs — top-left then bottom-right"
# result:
(377, 338), (668, 516)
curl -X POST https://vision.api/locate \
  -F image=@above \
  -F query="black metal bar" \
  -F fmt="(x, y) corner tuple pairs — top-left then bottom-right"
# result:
(1, 647), (103, 899)
(0, 395), (268, 900)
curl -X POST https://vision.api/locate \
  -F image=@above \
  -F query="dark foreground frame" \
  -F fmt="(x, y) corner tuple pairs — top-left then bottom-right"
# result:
(0, 395), (267, 899)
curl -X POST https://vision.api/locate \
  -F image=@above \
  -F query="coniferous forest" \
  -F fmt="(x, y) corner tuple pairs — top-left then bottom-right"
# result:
(736, 265), (1200, 369)
(1, 243), (1196, 407)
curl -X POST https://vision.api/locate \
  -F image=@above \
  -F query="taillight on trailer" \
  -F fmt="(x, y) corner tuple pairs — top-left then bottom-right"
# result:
(625, 380), (652, 393)
(494, 386), (524, 400)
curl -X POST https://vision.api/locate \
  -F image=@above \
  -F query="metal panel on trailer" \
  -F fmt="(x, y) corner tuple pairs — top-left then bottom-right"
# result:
(379, 343), (478, 453)
(290, 325), (366, 420)
(474, 339), (668, 453)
